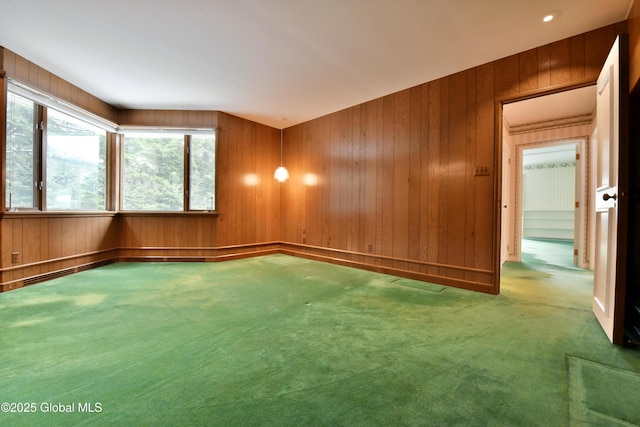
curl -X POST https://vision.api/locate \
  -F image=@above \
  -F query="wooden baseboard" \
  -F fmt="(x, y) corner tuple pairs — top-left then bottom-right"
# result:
(117, 248), (282, 263)
(0, 242), (497, 294)
(279, 243), (497, 294)
(0, 244), (282, 292)
(0, 259), (116, 292)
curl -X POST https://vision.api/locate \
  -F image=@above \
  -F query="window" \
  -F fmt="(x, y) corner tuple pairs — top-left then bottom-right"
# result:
(189, 135), (216, 211)
(6, 81), (112, 211)
(5, 81), (216, 213)
(46, 109), (107, 210)
(121, 131), (216, 211)
(6, 91), (37, 209)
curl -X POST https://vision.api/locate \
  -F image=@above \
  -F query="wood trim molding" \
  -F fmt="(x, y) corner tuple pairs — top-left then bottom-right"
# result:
(280, 243), (496, 294)
(0, 250), (119, 292)
(117, 211), (220, 217)
(279, 242), (493, 274)
(0, 241), (497, 294)
(0, 211), (118, 219)
(280, 247), (496, 294)
(507, 113), (594, 135)
(0, 248), (118, 273)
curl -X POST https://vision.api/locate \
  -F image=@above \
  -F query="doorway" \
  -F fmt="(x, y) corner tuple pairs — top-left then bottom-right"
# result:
(497, 36), (630, 345)
(501, 85), (596, 271)
(519, 139), (591, 268)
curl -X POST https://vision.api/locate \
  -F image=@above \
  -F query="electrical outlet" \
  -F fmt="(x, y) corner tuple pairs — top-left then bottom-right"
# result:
(474, 166), (490, 176)
(367, 243), (373, 252)
(11, 252), (19, 264)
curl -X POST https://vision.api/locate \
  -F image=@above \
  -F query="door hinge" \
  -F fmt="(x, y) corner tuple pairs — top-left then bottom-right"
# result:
(574, 249), (578, 256)
(576, 153), (580, 160)
(575, 201), (579, 208)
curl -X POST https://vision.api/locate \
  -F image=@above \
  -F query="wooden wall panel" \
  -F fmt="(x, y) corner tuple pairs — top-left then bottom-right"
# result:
(464, 69), (478, 282)
(118, 109), (218, 129)
(473, 62), (495, 281)
(0, 215), (118, 291)
(519, 48), (538, 93)
(407, 86), (422, 261)
(550, 39), (572, 86)
(537, 45), (552, 89)
(281, 23), (624, 293)
(426, 80), (440, 276)
(393, 89), (410, 260)
(215, 112), (281, 246)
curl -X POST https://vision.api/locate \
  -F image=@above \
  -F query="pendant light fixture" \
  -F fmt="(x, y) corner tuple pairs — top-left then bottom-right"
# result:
(274, 128), (289, 182)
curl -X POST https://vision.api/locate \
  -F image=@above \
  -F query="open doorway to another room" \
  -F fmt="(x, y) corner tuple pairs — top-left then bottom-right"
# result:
(501, 86), (596, 280)
(520, 142), (582, 269)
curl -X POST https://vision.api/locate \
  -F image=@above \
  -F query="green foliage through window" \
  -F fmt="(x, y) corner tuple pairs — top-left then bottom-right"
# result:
(121, 132), (216, 211)
(6, 92), (36, 209)
(47, 109), (107, 210)
(122, 134), (184, 211)
(6, 84), (216, 213)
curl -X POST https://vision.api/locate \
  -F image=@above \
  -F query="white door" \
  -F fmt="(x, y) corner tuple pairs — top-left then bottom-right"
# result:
(593, 36), (626, 344)
(501, 140), (511, 265)
(574, 143), (580, 266)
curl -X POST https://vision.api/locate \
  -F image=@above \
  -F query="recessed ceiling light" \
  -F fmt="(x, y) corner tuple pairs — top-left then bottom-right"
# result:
(543, 11), (560, 23)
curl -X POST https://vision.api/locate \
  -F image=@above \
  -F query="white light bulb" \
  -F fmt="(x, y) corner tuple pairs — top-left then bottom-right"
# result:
(274, 166), (290, 182)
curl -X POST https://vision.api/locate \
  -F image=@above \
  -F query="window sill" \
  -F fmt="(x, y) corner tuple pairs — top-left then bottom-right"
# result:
(0, 210), (117, 219)
(0, 210), (219, 219)
(117, 211), (219, 217)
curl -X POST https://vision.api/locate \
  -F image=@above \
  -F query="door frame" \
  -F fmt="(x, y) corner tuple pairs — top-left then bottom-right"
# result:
(512, 138), (589, 267)
(494, 79), (598, 287)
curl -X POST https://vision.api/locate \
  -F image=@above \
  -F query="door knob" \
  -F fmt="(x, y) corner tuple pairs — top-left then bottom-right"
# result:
(603, 193), (617, 201)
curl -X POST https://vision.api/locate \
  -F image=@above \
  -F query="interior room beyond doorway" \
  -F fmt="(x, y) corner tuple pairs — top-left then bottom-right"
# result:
(501, 85), (596, 270)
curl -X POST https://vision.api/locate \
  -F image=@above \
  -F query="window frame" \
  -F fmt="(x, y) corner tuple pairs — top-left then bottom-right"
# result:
(119, 128), (217, 213)
(4, 81), (218, 215)
(5, 80), (117, 213)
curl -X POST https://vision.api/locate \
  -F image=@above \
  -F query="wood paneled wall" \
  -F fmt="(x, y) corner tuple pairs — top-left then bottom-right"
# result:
(280, 23), (627, 293)
(0, 214), (119, 291)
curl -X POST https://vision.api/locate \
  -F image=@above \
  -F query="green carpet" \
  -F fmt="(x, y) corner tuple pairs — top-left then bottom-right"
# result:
(567, 356), (640, 426)
(1, 252), (639, 426)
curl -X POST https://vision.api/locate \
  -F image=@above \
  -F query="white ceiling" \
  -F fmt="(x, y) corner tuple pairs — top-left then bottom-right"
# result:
(0, 0), (632, 129)
(503, 85), (597, 128)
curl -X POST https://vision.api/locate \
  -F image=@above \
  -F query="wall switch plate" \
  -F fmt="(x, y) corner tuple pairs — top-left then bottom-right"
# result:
(474, 166), (490, 176)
